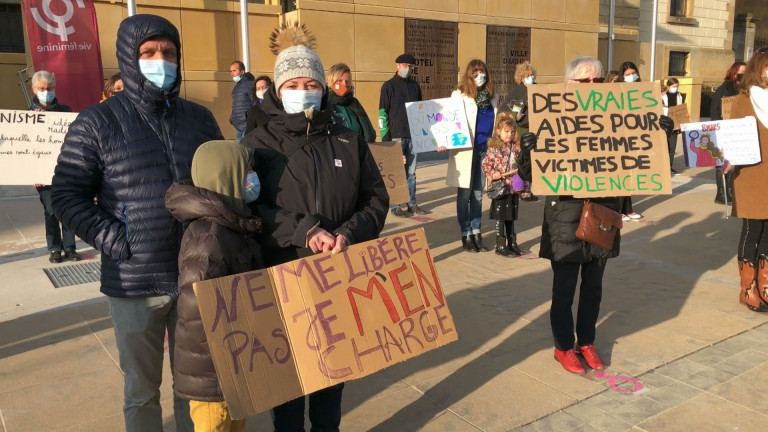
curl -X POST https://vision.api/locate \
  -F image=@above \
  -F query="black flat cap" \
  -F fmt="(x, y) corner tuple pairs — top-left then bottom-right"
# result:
(395, 53), (416, 64)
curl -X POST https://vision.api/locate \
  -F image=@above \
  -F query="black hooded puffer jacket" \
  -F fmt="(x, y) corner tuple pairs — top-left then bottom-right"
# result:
(52, 14), (223, 298)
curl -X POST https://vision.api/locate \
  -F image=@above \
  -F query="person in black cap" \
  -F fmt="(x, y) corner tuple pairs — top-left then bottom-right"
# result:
(378, 53), (429, 217)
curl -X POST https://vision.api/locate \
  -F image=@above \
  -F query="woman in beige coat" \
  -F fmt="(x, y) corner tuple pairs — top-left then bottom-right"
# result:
(727, 48), (768, 311)
(440, 59), (499, 252)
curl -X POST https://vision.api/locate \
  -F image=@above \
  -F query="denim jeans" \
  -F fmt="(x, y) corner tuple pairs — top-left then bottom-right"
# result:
(271, 383), (344, 432)
(235, 129), (245, 142)
(391, 137), (417, 208)
(456, 149), (485, 236)
(38, 188), (76, 252)
(109, 295), (193, 432)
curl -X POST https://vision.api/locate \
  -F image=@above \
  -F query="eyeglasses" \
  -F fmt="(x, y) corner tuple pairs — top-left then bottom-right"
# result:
(574, 77), (605, 83)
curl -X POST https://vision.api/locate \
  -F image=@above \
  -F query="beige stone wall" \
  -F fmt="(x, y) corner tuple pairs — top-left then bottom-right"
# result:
(297, 0), (601, 139)
(1, 0), (601, 139)
(598, 0), (737, 118)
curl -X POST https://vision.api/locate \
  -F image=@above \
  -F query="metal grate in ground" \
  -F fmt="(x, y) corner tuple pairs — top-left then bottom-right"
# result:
(43, 261), (101, 288)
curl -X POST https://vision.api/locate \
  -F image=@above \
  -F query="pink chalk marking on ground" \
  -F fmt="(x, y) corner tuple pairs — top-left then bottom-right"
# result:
(595, 371), (643, 393)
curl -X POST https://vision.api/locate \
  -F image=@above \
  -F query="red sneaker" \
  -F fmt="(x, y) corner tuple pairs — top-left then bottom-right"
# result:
(554, 348), (586, 373)
(578, 344), (605, 370)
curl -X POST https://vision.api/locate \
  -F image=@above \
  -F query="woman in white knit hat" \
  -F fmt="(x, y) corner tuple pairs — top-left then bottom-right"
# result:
(242, 23), (389, 432)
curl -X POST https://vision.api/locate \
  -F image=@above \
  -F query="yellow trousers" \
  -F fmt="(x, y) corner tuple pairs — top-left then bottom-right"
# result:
(189, 400), (246, 432)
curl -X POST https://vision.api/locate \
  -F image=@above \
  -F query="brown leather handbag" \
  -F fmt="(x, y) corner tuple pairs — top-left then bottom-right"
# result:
(575, 200), (623, 250)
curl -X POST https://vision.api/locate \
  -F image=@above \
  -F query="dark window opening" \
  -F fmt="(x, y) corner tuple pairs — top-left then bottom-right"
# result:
(0, 4), (25, 54)
(670, 0), (688, 17)
(669, 51), (688, 76)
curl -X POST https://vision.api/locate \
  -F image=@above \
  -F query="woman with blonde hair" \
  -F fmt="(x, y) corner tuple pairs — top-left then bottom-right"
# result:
(439, 59), (498, 252)
(504, 61), (536, 135)
(326, 63), (376, 142)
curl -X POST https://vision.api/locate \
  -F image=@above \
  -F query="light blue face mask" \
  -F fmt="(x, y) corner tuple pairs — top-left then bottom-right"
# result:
(37, 90), (55, 104)
(281, 89), (323, 114)
(244, 171), (261, 203)
(523, 76), (535, 85)
(624, 73), (639, 83)
(233, 75), (242, 83)
(139, 59), (177, 91)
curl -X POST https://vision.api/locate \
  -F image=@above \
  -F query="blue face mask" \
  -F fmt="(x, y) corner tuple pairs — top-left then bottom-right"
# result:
(281, 90), (323, 114)
(244, 171), (260, 203)
(139, 59), (177, 91)
(233, 75), (242, 83)
(523, 76), (535, 85)
(37, 90), (55, 104)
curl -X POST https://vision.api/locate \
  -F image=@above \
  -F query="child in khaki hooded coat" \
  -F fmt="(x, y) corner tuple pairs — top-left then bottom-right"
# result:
(165, 140), (265, 431)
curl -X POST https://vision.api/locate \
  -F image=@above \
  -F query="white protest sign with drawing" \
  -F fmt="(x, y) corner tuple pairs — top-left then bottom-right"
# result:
(405, 98), (472, 154)
(0, 109), (78, 185)
(680, 117), (761, 168)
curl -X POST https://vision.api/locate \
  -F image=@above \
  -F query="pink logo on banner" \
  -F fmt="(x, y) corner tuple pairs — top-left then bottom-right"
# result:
(22, 0), (103, 112)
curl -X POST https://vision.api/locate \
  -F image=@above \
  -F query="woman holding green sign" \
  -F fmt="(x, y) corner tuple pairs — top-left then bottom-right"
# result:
(441, 59), (499, 253)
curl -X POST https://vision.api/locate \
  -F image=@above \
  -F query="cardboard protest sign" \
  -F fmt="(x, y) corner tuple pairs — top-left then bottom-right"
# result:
(405, 97), (472, 153)
(527, 82), (671, 198)
(0, 109), (78, 185)
(193, 228), (457, 419)
(368, 142), (410, 205)
(667, 104), (690, 130)
(721, 96), (736, 120)
(680, 117), (761, 168)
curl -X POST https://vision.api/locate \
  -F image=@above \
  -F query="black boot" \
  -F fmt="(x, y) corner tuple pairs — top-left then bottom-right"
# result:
(471, 233), (491, 252)
(461, 235), (478, 252)
(714, 169), (726, 204)
(505, 221), (526, 256)
(494, 221), (515, 256)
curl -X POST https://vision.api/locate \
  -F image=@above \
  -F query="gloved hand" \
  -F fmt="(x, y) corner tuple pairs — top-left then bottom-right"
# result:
(520, 132), (537, 152)
(659, 115), (674, 136)
(517, 132), (537, 182)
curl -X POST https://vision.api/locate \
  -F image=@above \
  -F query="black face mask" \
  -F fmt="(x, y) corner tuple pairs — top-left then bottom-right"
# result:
(737, 73), (744, 82)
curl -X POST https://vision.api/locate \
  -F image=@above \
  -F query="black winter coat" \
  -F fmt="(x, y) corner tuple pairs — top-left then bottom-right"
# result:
(379, 73), (422, 141)
(243, 87), (389, 265)
(166, 181), (264, 401)
(31, 97), (72, 113)
(539, 196), (621, 262)
(230, 72), (256, 132)
(51, 14), (223, 298)
(710, 81), (739, 121)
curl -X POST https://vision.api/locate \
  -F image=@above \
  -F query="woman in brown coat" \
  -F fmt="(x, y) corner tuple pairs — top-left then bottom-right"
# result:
(727, 48), (768, 311)
(165, 140), (265, 431)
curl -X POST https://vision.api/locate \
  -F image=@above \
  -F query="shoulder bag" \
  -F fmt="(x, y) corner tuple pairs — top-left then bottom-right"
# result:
(575, 200), (623, 250)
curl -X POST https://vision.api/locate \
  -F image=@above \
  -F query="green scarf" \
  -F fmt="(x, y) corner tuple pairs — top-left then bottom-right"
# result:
(476, 89), (491, 109)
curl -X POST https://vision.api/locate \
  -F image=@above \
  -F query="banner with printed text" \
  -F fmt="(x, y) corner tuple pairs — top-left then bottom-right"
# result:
(527, 82), (671, 198)
(0, 109), (78, 185)
(405, 98), (472, 153)
(22, 0), (103, 111)
(193, 228), (457, 419)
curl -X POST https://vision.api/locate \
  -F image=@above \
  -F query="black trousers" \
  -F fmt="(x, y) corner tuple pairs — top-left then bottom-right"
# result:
(38, 188), (75, 252)
(667, 132), (679, 169)
(272, 383), (344, 432)
(550, 259), (607, 351)
(738, 219), (768, 263)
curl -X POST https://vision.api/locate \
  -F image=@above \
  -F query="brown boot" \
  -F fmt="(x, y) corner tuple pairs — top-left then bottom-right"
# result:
(739, 259), (762, 311)
(757, 256), (768, 306)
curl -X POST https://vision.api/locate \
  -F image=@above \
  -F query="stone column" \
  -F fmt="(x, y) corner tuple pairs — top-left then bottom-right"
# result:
(733, 13), (756, 62)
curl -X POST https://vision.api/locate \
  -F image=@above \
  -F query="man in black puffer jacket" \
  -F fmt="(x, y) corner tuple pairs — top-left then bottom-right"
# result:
(229, 60), (256, 141)
(52, 14), (222, 432)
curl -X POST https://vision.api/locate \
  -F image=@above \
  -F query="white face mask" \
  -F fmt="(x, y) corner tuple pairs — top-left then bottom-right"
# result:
(281, 89), (323, 114)
(398, 67), (411, 78)
(523, 76), (535, 85)
(255, 90), (265, 100)
(473, 73), (487, 87)
(668, 86), (678, 94)
(624, 73), (639, 83)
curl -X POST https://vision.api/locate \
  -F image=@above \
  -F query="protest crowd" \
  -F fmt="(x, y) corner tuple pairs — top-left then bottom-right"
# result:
(2, 9), (768, 432)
